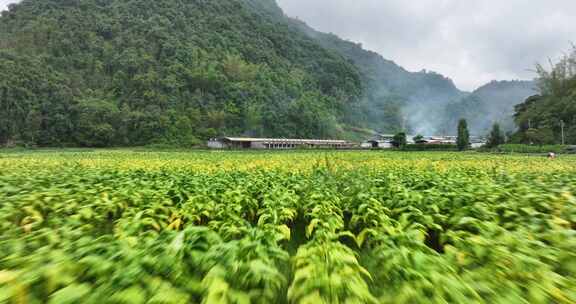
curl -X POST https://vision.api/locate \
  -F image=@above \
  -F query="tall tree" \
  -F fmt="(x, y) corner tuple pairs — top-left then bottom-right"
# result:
(457, 119), (470, 151)
(392, 132), (407, 148)
(487, 123), (505, 148)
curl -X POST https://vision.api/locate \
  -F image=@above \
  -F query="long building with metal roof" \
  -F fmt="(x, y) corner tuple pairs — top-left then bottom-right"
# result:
(208, 137), (355, 149)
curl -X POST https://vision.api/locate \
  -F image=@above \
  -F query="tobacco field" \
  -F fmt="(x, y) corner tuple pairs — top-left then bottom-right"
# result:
(1, 150), (575, 303)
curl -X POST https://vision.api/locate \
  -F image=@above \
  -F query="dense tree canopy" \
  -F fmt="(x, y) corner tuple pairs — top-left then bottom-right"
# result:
(0, 0), (362, 147)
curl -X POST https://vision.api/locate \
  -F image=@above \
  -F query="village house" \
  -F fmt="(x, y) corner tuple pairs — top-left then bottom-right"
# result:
(362, 140), (393, 149)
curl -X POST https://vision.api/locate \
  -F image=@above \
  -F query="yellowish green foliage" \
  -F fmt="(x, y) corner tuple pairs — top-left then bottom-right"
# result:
(0, 150), (575, 303)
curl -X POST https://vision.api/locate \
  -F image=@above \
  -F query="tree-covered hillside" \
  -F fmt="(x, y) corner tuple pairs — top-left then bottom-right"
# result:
(444, 80), (536, 135)
(0, 0), (362, 147)
(1, 0), (540, 146)
(511, 47), (576, 144)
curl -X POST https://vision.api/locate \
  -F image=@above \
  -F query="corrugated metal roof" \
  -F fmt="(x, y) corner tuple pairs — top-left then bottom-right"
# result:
(222, 137), (349, 144)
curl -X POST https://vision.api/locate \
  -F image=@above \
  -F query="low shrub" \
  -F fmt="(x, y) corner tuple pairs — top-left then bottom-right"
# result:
(497, 144), (567, 154)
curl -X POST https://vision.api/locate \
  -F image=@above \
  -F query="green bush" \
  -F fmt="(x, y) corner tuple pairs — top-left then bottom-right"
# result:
(497, 144), (567, 153)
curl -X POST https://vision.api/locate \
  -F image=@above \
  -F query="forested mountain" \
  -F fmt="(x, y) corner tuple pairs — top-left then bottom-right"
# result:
(444, 80), (536, 135)
(0, 0), (538, 147)
(0, 0), (362, 147)
(511, 47), (576, 144)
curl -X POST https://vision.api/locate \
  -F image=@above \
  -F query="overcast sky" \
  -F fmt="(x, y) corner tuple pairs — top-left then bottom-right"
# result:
(277, 0), (574, 91)
(2, 1), (574, 90)
(0, 0), (13, 12)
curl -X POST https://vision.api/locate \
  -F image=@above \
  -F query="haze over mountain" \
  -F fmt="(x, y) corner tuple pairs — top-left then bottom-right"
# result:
(290, 17), (537, 136)
(295, 22), (465, 135)
(445, 81), (537, 136)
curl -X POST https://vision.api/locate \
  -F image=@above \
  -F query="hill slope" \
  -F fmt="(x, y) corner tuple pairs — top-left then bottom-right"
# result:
(0, 0), (362, 146)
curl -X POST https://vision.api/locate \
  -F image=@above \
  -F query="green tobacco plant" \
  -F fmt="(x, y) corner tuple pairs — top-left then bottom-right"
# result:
(1, 150), (575, 303)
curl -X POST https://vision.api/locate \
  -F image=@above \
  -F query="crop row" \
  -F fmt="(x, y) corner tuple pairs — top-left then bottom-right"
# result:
(0, 152), (575, 303)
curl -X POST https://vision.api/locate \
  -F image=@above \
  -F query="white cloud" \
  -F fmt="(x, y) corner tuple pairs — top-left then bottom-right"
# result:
(0, 0), (18, 12)
(277, 0), (574, 91)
